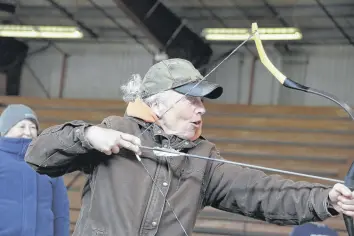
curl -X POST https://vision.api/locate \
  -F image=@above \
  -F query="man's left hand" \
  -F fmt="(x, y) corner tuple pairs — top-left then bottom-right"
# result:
(329, 183), (354, 216)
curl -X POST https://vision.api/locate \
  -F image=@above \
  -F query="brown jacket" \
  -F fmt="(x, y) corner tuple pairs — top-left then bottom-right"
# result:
(25, 115), (337, 236)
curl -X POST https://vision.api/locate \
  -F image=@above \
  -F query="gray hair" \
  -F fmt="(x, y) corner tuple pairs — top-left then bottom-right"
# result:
(120, 74), (171, 106)
(120, 74), (143, 102)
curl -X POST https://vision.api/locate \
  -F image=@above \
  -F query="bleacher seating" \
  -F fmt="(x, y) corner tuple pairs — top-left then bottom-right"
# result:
(1, 95), (353, 236)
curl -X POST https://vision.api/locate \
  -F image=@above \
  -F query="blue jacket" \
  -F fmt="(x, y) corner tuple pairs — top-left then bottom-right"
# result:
(0, 137), (70, 236)
(290, 223), (338, 236)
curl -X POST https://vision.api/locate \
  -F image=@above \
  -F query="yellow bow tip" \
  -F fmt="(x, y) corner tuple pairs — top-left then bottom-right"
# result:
(250, 22), (287, 84)
(251, 22), (259, 35)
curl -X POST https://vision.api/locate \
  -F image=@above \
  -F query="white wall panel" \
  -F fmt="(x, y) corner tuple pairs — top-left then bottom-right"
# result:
(20, 49), (62, 98)
(304, 49), (354, 106)
(251, 51), (282, 105)
(277, 55), (308, 105)
(63, 52), (152, 99)
(206, 55), (243, 104)
(282, 45), (354, 106)
(19, 43), (354, 107)
(204, 45), (282, 105)
(20, 43), (153, 99)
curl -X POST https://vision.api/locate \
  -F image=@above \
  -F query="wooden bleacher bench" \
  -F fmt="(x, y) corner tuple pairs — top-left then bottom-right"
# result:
(0, 95), (350, 117)
(217, 142), (351, 160)
(204, 116), (354, 132)
(195, 207), (348, 236)
(202, 128), (354, 146)
(2, 105), (353, 133)
(1, 95), (353, 235)
(0, 95), (127, 110)
(29, 118), (354, 134)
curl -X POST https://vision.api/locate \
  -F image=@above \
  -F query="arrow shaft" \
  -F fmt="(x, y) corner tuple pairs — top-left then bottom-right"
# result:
(140, 146), (344, 184)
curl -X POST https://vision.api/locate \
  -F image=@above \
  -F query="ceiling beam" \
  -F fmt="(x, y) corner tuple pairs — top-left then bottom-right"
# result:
(314, 0), (354, 47)
(86, 0), (155, 54)
(260, 0), (289, 27)
(10, 1), (65, 55)
(45, 0), (99, 39)
(259, 0), (292, 53)
(12, 6), (354, 20)
(112, 0), (213, 68)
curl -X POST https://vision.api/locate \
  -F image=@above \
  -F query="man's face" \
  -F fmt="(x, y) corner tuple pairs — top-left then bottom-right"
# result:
(154, 90), (206, 140)
(5, 119), (38, 139)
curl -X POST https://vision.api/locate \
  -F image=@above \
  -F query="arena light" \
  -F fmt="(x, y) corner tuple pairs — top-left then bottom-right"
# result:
(0, 25), (83, 39)
(202, 27), (302, 41)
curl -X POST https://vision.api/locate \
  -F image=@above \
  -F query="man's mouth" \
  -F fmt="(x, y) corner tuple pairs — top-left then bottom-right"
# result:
(191, 121), (201, 126)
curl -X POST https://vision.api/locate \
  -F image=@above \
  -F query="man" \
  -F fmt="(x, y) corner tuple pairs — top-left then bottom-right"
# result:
(25, 58), (354, 236)
(0, 104), (70, 236)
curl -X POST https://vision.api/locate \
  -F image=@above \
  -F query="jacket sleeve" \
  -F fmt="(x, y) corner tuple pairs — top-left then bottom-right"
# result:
(25, 118), (113, 177)
(203, 149), (339, 225)
(52, 177), (70, 236)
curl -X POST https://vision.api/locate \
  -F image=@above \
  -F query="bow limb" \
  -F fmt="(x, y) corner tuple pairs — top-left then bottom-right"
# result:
(251, 23), (354, 120)
(252, 22), (354, 236)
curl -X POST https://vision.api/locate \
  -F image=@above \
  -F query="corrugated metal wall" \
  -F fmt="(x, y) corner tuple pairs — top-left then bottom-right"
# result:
(20, 48), (62, 97)
(304, 46), (354, 106)
(198, 45), (282, 105)
(20, 43), (153, 99)
(20, 43), (354, 107)
(63, 52), (152, 99)
(280, 46), (354, 106)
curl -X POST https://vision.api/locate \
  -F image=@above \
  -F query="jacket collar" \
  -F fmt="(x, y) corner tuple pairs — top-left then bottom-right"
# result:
(124, 114), (204, 150)
(0, 137), (32, 160)
(125, 98), (203, 145)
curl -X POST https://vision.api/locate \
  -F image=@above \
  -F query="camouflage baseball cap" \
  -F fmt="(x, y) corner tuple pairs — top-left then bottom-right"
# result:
(140, 58), (223, 99)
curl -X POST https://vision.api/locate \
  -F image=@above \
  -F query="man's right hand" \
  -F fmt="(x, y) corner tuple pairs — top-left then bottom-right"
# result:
(84, 126), (142, 155)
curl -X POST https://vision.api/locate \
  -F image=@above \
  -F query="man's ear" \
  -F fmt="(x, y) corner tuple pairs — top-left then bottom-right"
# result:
(151, 101), (166, 118)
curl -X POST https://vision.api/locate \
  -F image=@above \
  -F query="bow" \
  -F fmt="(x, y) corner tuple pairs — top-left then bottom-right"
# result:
(133, 22), (354, 236)
(252, 22), (354, 236)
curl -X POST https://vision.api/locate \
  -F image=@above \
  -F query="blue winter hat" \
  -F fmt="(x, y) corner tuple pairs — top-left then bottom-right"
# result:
(0, 104), (39, 136)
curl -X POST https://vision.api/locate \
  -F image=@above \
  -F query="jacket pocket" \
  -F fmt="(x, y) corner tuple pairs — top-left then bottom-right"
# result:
(91, 217), (108, 236)
(168, 156), (206, 176)
(93, 228), (108, 236)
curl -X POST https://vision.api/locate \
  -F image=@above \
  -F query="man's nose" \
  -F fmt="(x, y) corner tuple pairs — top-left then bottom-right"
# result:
(195, 101), (206, 115)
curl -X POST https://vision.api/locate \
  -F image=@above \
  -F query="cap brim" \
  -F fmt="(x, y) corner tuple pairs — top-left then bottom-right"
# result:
(173, 80), (223, 99)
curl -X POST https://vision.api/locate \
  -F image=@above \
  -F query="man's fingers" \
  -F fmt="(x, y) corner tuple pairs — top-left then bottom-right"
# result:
(338, 195), (354, 204)
(333, 183), (352, 197)
(343, 210), (354, 217)
(92, 129), (142, 156)
(120, 133), (141, 146)
(118, 138), (141, 155)
(102, 149), (112, 155)
(119, 132), (142, 154)
(111, 145), (120, 154)
(338, 201), (354, 211)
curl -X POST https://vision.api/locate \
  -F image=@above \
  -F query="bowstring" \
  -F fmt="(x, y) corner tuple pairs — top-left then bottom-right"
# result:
(132, 31), (256, 236)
